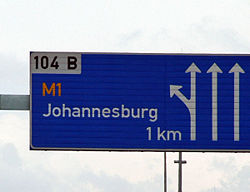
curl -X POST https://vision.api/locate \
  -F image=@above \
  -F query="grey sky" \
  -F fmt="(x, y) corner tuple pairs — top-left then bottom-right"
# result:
(0, 0), (250, 191)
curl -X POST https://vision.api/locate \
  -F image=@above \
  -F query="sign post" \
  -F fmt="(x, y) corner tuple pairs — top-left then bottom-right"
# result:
(174, 152), (187, 192)
(164, 152), (167, 192)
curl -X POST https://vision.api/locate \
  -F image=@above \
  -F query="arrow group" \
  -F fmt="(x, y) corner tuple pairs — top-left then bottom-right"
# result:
(170, 62), (245, 141)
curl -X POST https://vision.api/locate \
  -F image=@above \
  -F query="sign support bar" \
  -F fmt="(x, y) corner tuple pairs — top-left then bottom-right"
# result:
(0, 95), (29, 110)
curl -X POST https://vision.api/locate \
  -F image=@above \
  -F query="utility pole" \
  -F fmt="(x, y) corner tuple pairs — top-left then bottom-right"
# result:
(174, 152), (187, 192)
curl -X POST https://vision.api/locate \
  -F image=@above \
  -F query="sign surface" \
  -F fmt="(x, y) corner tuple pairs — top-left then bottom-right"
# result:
(30, 52), (250, 151)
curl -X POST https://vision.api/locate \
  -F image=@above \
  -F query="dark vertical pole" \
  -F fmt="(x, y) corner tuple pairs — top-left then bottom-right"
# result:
(164, 152), (167, 192)
(174, 152), (187, 192)
(178, 152), (182, 192)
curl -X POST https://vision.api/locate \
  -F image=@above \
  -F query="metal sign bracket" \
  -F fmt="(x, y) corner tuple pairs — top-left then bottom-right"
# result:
(0, 95), (30, 110)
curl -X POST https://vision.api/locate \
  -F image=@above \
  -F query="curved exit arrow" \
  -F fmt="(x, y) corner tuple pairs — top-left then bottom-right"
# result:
(170, 85), (189, 104)
(170, 62), (201, 141)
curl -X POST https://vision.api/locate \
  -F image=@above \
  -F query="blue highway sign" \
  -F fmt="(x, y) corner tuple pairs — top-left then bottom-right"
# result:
(30, 52), (250, 151)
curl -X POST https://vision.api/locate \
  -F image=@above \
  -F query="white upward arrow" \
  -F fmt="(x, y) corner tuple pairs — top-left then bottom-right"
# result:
(229, 63), (245, 141)
(185, 62), (201, 102)
(170, 62), (201, 141)
(207, 63), (223, 141)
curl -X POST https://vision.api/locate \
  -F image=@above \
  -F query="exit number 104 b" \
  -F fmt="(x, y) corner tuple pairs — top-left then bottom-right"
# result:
(30, 52), (81, 74)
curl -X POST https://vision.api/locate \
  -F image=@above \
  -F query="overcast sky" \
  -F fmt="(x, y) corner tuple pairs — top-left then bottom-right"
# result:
(0, 0), (250, 191)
